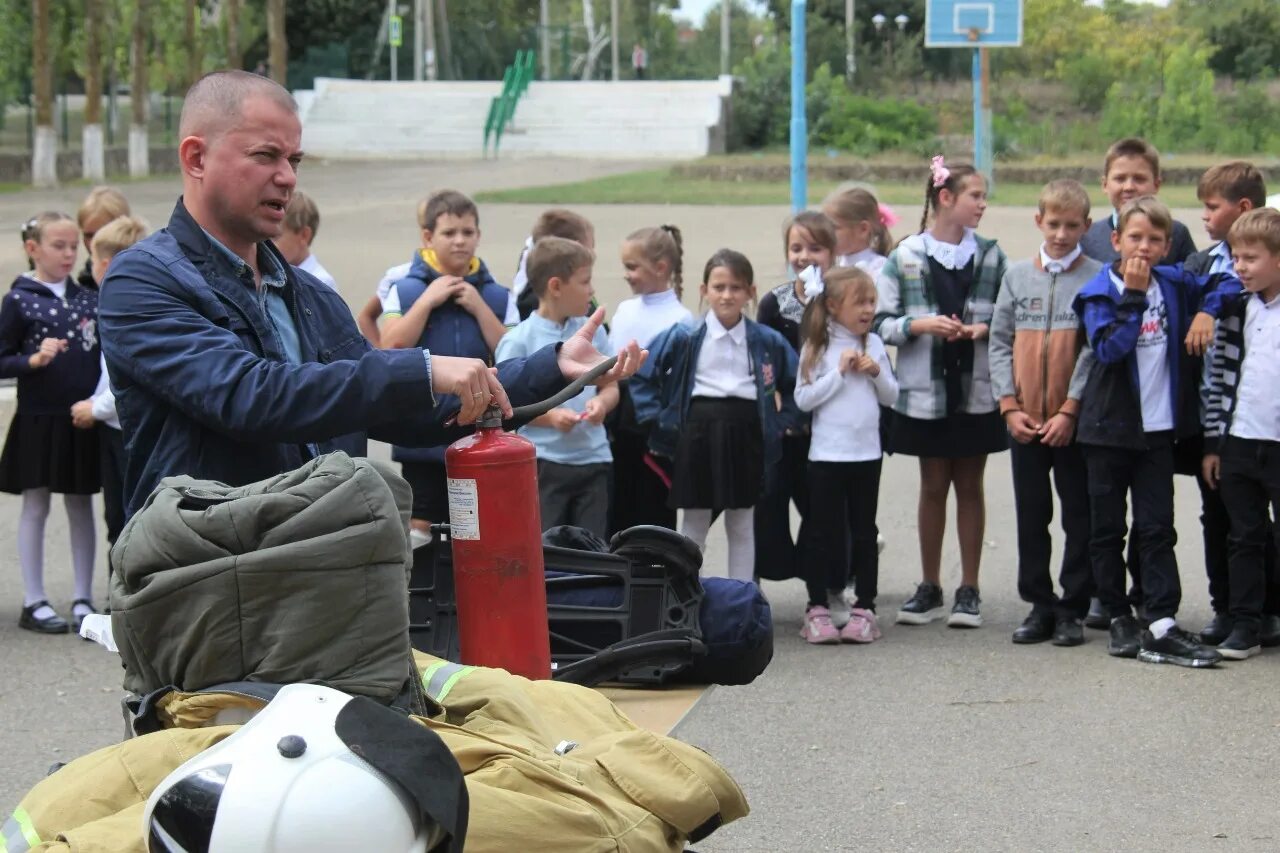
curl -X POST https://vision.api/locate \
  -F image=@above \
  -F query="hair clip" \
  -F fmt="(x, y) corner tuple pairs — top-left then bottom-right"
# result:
(930, 155), (951, 188)
(799, 265), (825, 300)
(878, 203), (900, 228)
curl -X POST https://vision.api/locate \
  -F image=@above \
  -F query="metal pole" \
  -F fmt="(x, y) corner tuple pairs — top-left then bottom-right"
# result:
(980, 45), (993, 194)
(790, 0), (807, 212)
(721, 0), (731, 76)
(540, 0), (550, 80)
(388, 0), (398, 81)
(611, 0), (620, 81)
(845, 0), (854, 81)
(414, 0), (424, 80)
(424, 0), (437, 80)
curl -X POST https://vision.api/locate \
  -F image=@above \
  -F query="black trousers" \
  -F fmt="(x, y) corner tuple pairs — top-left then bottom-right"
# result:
(1009, 439), (1093, 619)
(608, 429), (676, 534)
(99, 426), (126, 546)
(754, 433), (810, 582)
(1127, 436), (1228, 609)
(1218, 436), (1280, 628)
(1083, 433), (1181, 621)
(804, 459), (882, 609)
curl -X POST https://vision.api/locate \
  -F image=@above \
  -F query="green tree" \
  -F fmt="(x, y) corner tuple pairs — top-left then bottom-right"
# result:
(1176, 0), (1280, 79)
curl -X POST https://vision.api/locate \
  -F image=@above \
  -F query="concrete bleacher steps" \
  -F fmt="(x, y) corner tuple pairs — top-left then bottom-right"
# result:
(300, 77), (732, 160)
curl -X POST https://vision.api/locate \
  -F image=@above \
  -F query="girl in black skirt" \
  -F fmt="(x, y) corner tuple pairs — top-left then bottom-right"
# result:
(632, 250), (799, 581)
(0, 213), (102, 635)
(874, 158), (1008, 629)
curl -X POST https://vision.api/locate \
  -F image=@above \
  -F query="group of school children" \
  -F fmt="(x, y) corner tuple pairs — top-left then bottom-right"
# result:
(5, 140), (1279, 674)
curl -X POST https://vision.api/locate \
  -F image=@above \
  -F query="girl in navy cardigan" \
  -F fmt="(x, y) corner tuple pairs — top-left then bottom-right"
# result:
(0, 212), (102, 635)
(632, 249), (799, 582)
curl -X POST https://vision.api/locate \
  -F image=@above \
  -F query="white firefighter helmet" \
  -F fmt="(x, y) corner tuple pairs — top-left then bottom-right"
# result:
(142, 683), (466, 853)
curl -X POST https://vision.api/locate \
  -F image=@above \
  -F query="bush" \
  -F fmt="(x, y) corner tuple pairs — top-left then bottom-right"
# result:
(730, 43), (791, 150)
(806, 64), (937, 155)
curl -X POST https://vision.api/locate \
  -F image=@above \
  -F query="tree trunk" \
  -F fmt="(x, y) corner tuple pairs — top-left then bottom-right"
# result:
(31, 0), (56, 187)
(83, 0), (105, 181)
(130, 0), (150, 177)
(267, 0), (287, 86)
(226, 0), (242, 69)
(185, 0), (202, 87)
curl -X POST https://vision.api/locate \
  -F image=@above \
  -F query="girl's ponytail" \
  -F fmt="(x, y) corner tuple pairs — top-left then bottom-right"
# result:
(661, 224), (684, 301)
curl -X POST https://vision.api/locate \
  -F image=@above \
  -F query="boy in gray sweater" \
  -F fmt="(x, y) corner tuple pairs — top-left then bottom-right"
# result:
(990, 179), (1102, 646)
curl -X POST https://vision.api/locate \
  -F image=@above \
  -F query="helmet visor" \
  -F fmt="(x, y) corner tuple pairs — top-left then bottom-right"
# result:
(148, 763), (232, 853)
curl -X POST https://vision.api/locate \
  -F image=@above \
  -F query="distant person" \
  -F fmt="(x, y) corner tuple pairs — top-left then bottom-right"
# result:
(875, 156), (1008, 630)
(496, 237), (616, 538)
(632, 42), (648, 80)
(274, 191), (338, 290)
(71, 215), (148, 550)
(253, 60), (269, 77)
(988, 179), (1100, 648)
(822, 184), (895, 277)
(632, 249), (798, 582)
(512, 208), (597, 320)
(75, 186), (130, 290)
(794, 266), (898, 645)
(608, 224), (691, 534)
(379, 189), (519, 547)
(1, 213), (101, 635)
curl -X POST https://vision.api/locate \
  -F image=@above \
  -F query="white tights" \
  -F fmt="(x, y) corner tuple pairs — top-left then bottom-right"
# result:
(19, 488), (96, 608)
(680, 507), (755, 582)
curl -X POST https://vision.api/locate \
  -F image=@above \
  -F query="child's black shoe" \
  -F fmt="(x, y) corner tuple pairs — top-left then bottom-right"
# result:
(1051, 617), (1085, 647)
(1198, 612), (1232, 646)
(1217, 626), (1261, 661)
(1107, 614), (1141, 658)
(1011, 610), (1054, 644)
(1137, 626), (1221, 668)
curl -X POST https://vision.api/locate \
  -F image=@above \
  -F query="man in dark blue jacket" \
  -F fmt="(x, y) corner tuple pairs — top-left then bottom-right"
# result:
(99, 70), (641, 517)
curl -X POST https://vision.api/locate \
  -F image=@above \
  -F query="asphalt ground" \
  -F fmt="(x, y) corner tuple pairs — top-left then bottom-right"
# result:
(3, 159), (1275, 852)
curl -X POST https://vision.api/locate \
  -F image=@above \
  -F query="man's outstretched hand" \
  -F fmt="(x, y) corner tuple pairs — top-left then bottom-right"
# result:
(558, 307), (647, 384)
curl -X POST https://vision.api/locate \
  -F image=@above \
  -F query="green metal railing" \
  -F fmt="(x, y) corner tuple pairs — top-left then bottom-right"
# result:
(483, 49), (536, 157)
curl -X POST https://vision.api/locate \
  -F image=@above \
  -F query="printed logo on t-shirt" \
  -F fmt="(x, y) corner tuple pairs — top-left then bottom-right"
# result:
(1136, 293), (1168, 349)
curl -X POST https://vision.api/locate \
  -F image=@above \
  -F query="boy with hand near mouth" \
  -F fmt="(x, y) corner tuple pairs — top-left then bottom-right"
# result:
(1073, 196), (1240, 668)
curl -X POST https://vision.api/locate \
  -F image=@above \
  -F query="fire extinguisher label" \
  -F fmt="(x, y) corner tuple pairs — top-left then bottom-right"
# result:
(446, 477), (481, 540)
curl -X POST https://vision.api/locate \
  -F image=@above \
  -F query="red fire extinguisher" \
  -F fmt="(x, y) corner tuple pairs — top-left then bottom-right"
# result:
(444, 357), (618, 680)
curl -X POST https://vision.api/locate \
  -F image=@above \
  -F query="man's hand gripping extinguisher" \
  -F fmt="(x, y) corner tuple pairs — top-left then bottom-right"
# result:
(444, 356), (619, 680)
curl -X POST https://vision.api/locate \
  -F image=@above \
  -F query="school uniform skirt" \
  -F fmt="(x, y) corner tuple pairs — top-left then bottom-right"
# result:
(887, 409), (1008, 459)
(668, 397), (763, 511)
(0, 412), (101, 495)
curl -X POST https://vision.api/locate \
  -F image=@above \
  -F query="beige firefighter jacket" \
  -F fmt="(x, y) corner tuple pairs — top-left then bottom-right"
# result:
(5, 652), (748, 852)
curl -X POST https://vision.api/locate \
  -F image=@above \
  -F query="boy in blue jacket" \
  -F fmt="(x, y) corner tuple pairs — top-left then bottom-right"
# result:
(1073, 196), (1240, 668)
(380, 190), (519, 544)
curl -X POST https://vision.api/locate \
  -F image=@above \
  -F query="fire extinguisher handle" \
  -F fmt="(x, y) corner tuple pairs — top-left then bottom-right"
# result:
(506, 355), (619, 423)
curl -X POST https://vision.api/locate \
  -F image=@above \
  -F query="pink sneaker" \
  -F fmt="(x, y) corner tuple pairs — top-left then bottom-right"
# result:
(801, 606), (841, 645)
(841, 608), (882, 644)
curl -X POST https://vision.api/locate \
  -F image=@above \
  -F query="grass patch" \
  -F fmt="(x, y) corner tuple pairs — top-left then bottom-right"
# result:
(476, 167), (1205, 208)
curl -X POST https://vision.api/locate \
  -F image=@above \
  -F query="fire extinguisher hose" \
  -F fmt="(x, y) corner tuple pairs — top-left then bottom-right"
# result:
(507, 354), (620, 423)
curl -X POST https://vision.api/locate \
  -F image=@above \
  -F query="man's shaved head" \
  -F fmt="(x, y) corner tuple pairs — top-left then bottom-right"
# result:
(179, 70), (297, 139)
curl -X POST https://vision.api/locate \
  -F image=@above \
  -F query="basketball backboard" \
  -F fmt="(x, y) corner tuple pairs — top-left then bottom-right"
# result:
(924, 0), (1023, 48)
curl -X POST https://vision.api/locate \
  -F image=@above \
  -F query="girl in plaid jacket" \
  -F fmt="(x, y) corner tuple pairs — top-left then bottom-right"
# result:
(873, 157), (1008, 629)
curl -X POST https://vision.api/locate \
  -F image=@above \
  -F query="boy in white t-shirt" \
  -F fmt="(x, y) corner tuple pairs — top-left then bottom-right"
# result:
(1072, 196), (1240, 668)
